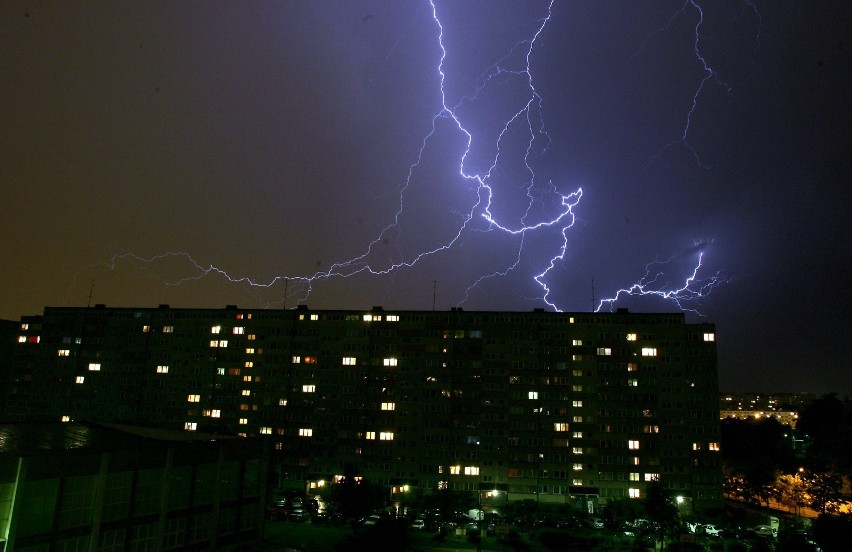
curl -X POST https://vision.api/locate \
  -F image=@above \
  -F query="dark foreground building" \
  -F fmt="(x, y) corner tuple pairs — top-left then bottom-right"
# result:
(0, 422), (267, 552)
(2, 305), (721, 515)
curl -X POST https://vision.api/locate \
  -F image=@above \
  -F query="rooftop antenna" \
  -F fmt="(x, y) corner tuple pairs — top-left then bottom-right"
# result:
(86, 279), (95, 308)
(432, 279), (438, 311)
(591, 279), (595, 313)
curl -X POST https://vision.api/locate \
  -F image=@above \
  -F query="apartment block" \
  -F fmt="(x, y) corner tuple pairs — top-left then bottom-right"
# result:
(3, 305), (722, 514)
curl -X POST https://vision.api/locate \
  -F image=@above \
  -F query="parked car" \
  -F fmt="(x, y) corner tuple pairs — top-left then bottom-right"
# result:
(752, 525), (778, 538)
(701, 524), (722, 537)
(288, 508), (308, 522)
(411, 518), (426, 530)
(586, 517), (604, 529)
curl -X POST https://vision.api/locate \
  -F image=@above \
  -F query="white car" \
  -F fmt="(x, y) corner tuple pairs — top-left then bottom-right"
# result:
(701, 524), (722, 536)
(753, 525), (778, 538)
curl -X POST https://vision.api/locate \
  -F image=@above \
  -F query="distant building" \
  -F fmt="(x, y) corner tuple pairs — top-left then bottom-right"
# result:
(719, 392), (818, 429)
(0, 422), (267, 551)
(3, 305), (721, 514)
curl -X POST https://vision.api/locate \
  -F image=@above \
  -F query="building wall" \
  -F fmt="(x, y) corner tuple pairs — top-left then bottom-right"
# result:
(8, 305), (722, 513)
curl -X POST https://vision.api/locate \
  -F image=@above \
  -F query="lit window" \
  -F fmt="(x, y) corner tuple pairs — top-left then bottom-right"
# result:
(366, 431), (376, 440)
(61, 415), (71, 422)
(233, 326), (244, 334)
(239, 418), (248, 425)
(75, 376), (85, 384)
(21, 323), (29, 330)
(572, 369), (583, 377)
(310, 314), (319, 320)
(381, 402), (395, 411)
(247, 334), (256, 340)
(573, 416), (583, 422)
(211, 326), (222, 334)
(572, 479), (583, 486)
(228, 368), (241, 376)
(628, 379), (638, 387)
(628, 440), (640, 450)
(184, 422), (197, 431)
(302, 385), (316, 393)
(187, 394), (200, 403)
(156, 365), (169, 374)
(644, 473), (659, 482)
(210, 340), (228, 348)
(572, 447), (583, 455)
(210, 410), (221, 418)
(342, 357), (357, 365)
(572, 431), (583, 438)
(260, 427), (272, 435)
(305, 356), (317, 364)
(632, 457), (640, 465)
(572, 385), (583, 392)
(383, 358), (398, 367)
(630, 472), (640, 481)
(363, 314), (379, 322)
(692, 442), (703, 451)
(709, 442), (720, 451)
(279, 399), (288, 406)
(528, 391), (539, 400)
(88, 363), (101, 371)
(386, 315), (399, 322)
(627, 363), (638, 372)
(629, 488), (640, 499)
(703, 333), (715, 342)
(292, 356), (301, 364)
(163, 325), (174, 333)
(246, 348), (255, 354)
(17, 336), (26, 343)
(572, 339), (583, 346)
(626, 333), (637, 341)
(572, 355), (583, 361)
(58, 349), (70, 357)
(242, 389), (251, 396)
(243, 375), (252, 382)
(554, 423), (569, 432)
(142, 325), (151, 333)
(597, 347), (612, 356)
(573, 463), (583, 471)
(641, 347), (657, 357)
(572, 400), (583, 408)
(380, 432), (394, 441)
(465, 466), (479, 476)
(450, 465), (461, 475)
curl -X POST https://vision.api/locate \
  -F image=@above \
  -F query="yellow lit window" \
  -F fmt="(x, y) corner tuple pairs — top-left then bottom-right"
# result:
(61, 415), (71, 422)
(464, 466), (479, 476)
(233, 326), (244, 334)
(21, 323), (29, 330)
(366, 431), (376, 440)
(709, 442), (720, 451)
(572, 339), (582, 346)
(572, 400), (583, 407)
(703, 333), (715, 342)
(156, 365), (169, 373)
(572, 431), (583, 438)
(305, 356), (317, 364)
(597, 347), (612, 356)
(211, 410), (221, 418)
(260, 427), (272, 434)
(630, 472), (640, 481)
(383, 358), (398, 367)
(245, 361), (253, 368)
(243, 375), (252, 382)
(239, 418), (248, 425)
(279, 399), (288, 406)
(626, 333), (637, 341)
(632, 457), (640, 465)
(17, 336), (26, 343)
(629, 440), (640, 450)
(380, 432), (394, 440)
(229, 368), (241, 376)
(187, 394), (200, 403)
(572, 447), (583, 455)
(163, 325), (174, 333)
(381, 402), (395, 411)
(299, 428), (313, 437)
(554, 423), (569, 432)
(645, 473), (659, 481)
(247, 334), (256, 340)
(242, 389), (251, 396)
(342, 357), (357, 365)
(302, 385), (316, 393)
(528, 391), (538, 400)
(246, 348), (255, 354)
(88, 363), (101, 371)
(184, 422), (197, 431)
(627, 363), (638, 372)
(692, 442), (703, 451)
(386, 315), (399, 321)
(450, 465), (460, 475)
(573, 415), (583, 422)
(292, 356), (301, 364)
(75, 376), (85, 384)
(58, 349), (70, 357)
(211, 326), (222, 334)
(628, 379), (638, 387)
(573, 463), (583, 471)
(641, 347), (657, 356)
(142, 325), (151, 333)
(629, 488), (640, 499)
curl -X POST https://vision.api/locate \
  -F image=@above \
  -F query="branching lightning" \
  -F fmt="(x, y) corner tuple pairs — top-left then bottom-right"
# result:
(83, 1), (740, 314)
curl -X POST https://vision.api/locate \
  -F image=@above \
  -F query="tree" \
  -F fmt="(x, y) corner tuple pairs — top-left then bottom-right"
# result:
(803, 471), (844, 514)
(642, 481), (680, 550)
(798, 394), (852, 477)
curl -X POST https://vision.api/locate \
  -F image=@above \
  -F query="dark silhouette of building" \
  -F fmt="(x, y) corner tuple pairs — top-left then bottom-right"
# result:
(2, 305), (721, 514)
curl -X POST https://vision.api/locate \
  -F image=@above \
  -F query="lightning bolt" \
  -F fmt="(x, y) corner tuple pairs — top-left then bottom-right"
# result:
(78, 1), (741, 315)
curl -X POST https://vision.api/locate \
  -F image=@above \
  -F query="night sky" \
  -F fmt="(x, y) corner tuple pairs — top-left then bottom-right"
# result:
(1, 2), (849, 394)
